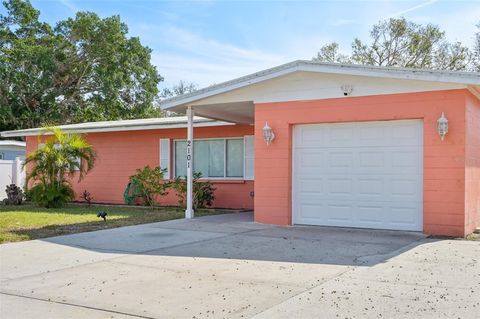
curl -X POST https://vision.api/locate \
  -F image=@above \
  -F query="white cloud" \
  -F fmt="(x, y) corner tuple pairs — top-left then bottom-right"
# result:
(412, 6), (480, 46)
(153, 53), (278, 88)
(329, 19), (356, 27)
(142, 24), (288, 88)
(386, 0), (439, 19)
(58, 0), (79, 13)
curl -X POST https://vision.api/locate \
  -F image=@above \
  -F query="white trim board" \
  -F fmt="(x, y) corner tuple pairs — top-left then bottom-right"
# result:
(1, 117), (234, 138)
(161, 60), (480, 110)
(184, 71), (468, 107)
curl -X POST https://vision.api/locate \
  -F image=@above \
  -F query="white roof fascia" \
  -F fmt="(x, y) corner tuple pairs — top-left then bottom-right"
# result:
(160, 60), (480, 110)
(298, 61), (480, 85)
(0, 140), (26, 147)
(0, 117), (234, 138)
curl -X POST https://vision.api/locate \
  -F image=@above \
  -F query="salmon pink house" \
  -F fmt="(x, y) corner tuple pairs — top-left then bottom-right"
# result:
(3, 61), (480, 237)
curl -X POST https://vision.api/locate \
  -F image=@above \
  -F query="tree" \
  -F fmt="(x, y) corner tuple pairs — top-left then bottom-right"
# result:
(312, 42), (350, 63)
(313, 18), (476, 71)
(160, 80), (198, 99)
(156, 80), (198, 117)
(24, 127), (96, 207)
(0, 0), (162, 133)
(433, 42), (471, 71)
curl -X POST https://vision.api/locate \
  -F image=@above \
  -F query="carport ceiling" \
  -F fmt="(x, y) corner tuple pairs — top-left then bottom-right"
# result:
(186, 101), (254, 124)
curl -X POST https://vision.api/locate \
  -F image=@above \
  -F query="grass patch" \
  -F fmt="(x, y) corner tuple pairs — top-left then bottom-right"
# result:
(0, 204), (233, 244)
(466, 233), (480, 241)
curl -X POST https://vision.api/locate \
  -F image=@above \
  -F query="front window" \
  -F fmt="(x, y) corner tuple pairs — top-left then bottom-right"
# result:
(174, 138), (244, 178)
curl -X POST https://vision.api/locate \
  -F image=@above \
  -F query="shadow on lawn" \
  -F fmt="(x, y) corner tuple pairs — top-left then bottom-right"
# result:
(6, 207), (235, 242)
(36, 211), (426, 267)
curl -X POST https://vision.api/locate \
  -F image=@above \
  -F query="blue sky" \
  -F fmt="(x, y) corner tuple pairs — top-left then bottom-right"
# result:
(7, 0), (480, 88)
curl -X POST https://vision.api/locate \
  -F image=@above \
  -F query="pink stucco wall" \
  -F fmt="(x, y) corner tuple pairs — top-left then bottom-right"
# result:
(465, 92), (480, 234)
(26, 124), (255, 210)
(254, 89), (476, 237)
(24, 89), (480, 236)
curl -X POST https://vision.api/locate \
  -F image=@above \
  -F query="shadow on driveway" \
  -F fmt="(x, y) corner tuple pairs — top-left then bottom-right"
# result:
(39, 212), (425, 267)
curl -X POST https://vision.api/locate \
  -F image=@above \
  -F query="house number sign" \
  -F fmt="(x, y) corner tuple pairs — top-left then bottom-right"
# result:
(186, 140), (192, 169)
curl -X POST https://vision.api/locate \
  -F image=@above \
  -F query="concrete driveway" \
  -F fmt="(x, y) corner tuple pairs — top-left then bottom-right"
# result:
(1, 212), (479, 319)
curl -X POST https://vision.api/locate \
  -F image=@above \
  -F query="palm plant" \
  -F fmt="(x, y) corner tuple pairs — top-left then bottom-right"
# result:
(24, 127), (96, 208)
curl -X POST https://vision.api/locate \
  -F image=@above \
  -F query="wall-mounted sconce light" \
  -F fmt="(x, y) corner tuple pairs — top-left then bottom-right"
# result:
(341, 84), (353, 96)
(263, 122), (275, 146)
(437, 112), (449, 141)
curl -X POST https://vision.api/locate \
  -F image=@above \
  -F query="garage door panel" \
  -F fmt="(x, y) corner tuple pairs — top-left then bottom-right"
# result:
(391, 179), (419, 197)
(299, 179), (324, 194)
(358, 178), (385, 196)
(297, 147), (421, 175)
(295, 200), (422, 231)
(359, 151), (385, 167)
(359, 125), (386, 141)
(299, 203), (328, 219)
(298, 150), (324, 167)
(296, 126), (326, 147)
(329, 126), (355, 145)
(329, 151), (354, 168)
(297, 176), (422, 202)
(293, 120), (423, 231)
(389, 205), (421, 226)
(326, 204), (355, 222)
(328, 178), (354, 195)
(357, 205), (385, 224)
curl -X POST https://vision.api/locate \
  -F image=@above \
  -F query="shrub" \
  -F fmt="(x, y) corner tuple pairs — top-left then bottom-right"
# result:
(3, 184), (24, 205)
(171, 172), (216, 210)
(127, 166), (169, 206)
(27, 182), (75, 208)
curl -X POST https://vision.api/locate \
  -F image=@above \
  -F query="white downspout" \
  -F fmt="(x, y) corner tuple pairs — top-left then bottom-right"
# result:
(185, 106), (194, 219)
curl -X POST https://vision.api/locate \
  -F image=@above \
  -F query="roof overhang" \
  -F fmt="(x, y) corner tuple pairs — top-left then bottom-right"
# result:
(160, 60), (480, 124)
(0, 116), (234, 138)
(0, 140), (26, 147)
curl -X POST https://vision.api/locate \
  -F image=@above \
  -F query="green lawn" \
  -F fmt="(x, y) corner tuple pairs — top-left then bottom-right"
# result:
(0, 204), (232, 244)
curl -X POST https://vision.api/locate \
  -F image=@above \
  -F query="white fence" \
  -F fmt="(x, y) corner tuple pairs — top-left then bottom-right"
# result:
(0, 158), (25, 200)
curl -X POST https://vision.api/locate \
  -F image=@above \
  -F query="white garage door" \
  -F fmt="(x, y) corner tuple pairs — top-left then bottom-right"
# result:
(292, 120), (423, 231)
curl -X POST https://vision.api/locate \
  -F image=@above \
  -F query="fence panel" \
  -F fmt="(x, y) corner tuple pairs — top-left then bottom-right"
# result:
(0, 158), (25, 200)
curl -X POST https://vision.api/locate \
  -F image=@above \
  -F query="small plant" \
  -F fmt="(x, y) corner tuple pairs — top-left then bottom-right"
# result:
(127, 166), (169, 206)
(3, 184), (24, 205)
(81, 190), (93, 206)
(171, 172), (216, 210)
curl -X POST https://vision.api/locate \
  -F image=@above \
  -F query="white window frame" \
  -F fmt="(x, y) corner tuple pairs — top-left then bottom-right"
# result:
(159, 138), (171, 180)
(173, 137), (245, 180)
(243, 135), (255, 180)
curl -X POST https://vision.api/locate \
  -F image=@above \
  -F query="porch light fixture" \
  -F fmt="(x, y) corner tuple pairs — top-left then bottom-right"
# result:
(437, 112), (449, 141)
(263, 122), (275, 146)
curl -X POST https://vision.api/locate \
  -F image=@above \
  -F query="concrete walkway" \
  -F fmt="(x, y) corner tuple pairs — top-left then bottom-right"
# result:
(1, 212), (479, 318)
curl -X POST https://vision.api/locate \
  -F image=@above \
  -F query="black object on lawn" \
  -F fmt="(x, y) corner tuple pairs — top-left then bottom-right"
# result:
(97, 211), (107, 222)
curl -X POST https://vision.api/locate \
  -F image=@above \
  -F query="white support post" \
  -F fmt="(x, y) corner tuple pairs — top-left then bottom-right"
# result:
(185, 106), (194, 219)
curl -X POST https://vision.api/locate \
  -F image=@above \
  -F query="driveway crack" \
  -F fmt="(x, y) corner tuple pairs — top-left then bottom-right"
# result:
(0, 292), (157, 319)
